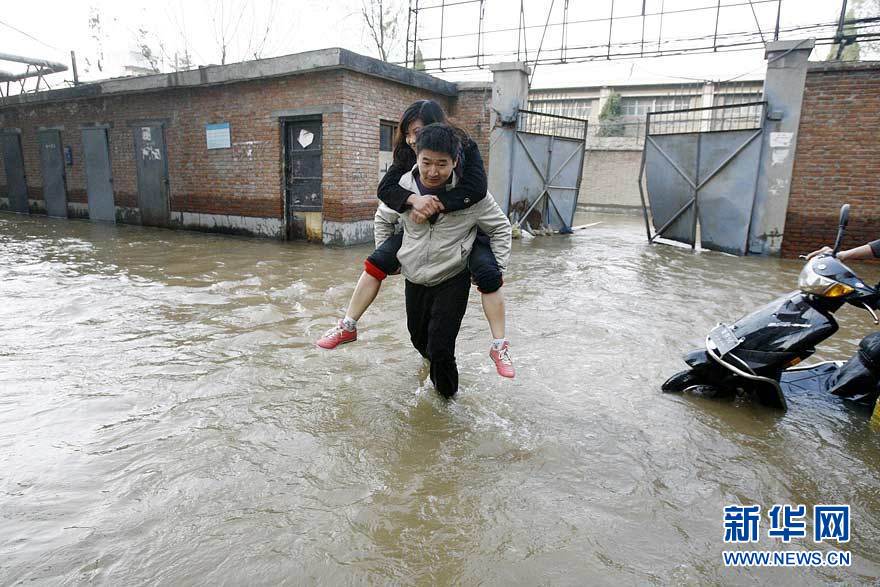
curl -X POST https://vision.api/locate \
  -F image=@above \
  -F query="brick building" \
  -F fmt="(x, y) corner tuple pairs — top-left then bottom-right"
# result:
(782, 61), (880, 257)
(0, 48), (489, 245)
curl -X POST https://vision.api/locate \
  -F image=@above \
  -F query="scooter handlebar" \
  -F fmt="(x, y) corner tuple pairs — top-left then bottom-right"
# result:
(832, 204), (851, 258)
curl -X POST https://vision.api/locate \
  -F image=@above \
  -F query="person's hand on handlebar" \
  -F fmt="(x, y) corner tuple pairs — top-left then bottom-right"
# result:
(806, 242), (878, 262)
(805, 246), (833, 260)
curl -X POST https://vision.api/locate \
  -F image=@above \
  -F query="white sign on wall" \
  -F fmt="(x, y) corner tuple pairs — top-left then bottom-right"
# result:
(769, 132), (793, 148)
(206, 122), (231, 149)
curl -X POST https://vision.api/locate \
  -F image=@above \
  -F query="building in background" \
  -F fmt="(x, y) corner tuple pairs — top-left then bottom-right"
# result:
(0, 48), (490, 246)
(528, 79), (764, 212)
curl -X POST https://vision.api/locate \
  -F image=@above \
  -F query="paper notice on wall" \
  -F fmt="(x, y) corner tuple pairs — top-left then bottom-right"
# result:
(206, 122), (231, 149)
(297, 129), (314, 149)
(771, 148), (790, 166)
(770, 132), (793, 148)
(141, 127), (152, 142)
(142, 146), (162, 160)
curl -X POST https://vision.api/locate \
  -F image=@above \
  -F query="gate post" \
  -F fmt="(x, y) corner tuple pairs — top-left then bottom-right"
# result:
(487, 61), (530, 212)
(749, 38), (815, 255)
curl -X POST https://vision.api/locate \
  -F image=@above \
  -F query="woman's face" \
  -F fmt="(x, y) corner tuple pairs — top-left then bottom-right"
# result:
(405, 119), (425, 152)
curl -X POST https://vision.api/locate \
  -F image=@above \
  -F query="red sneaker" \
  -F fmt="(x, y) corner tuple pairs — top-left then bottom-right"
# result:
(489, 341), (515, 378)
(316, 320), (357, 349)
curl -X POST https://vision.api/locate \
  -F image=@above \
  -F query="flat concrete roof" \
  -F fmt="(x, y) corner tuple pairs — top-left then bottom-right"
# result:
(0, 48), (458, 109)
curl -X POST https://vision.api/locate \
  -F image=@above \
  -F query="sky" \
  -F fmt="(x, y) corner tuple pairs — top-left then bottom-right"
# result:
(0, 0), (866, 93)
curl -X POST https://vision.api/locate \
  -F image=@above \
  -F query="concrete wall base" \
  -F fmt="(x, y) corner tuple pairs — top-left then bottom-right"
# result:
(173, 211), (283, 238)
(322, 219), (374, 246)
(0, 199), (376, 245)
(28, 199), (47, 214)
(68, 203), (89, 219)
(578, 204), (645, 216)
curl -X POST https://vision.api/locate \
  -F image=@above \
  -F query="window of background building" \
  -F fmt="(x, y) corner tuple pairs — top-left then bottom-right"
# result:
(620, 96), (696, 116)
(528, 98), (593, 120)
(713, 93), (763, 107)
(711, 93), (764, 131)
(378, 121), (397, 181)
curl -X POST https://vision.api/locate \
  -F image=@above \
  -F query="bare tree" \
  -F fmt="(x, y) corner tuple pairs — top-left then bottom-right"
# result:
(209, 0), (252, 65)
(85, 6), (105, 74)
(826, 0), (880, 60)
(855, 0), (880, 58)
(361, 0), (403, 62)
(135, 26), (162, 72)
(203, 0), (281, 64)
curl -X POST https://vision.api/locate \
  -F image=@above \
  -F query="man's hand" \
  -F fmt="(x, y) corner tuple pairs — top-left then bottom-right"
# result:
(806, 245), (832, 260)
(407, 194), (444, 224)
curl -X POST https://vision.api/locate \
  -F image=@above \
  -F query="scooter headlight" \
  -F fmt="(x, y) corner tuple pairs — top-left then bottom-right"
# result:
(798, 261), (855, 297)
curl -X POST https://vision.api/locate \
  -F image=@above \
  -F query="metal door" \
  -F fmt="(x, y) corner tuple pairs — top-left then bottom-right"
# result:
(507, 110), (587, 234)
(82, 127), (116, 223)
(639, 101), (765, 256)
(284, 118), (322, 211)
(1, 131), (28, 214)
(133, 124), (169, 227)
(38, 129), (68, 218)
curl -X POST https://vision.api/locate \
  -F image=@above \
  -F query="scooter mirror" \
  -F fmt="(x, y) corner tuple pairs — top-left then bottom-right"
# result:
(832, 203), (850, 258)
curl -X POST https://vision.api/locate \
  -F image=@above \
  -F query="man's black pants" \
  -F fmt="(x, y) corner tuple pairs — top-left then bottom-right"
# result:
(405, 270), (471, 398)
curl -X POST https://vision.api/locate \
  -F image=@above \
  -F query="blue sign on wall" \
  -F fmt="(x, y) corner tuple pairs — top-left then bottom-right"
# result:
(206, 122), (231, 149)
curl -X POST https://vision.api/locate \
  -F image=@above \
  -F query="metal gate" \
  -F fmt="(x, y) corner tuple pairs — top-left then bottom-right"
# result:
(1, 130), (28, 214)
(507, 109), (587, 234)
(134, 124), (170, 227)
(82, 127), (116, 223)
(283, 117), (322, 239)
(38, 129), (67, 218)
(638, 101), (766, 255)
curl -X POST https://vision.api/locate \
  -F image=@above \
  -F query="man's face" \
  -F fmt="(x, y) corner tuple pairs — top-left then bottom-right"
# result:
(417, 148), (456, 189)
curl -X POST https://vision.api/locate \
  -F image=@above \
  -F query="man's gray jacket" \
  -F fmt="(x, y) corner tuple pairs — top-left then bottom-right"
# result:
(373, 166), (512, 287)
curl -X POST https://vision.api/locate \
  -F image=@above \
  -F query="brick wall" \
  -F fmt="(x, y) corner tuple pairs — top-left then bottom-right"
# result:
(782, 61), (880, 258)
(0, 67), (455, 237)
(450, 85), (492, 172)
(0, 72), (345, 220)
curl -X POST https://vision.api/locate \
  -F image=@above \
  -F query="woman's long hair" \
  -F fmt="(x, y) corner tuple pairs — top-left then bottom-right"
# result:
(392, 99), (470, 168)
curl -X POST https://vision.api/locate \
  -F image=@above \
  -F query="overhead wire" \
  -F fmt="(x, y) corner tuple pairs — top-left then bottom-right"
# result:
(0, 19), (64, 52)
(406, 16), (879, 72)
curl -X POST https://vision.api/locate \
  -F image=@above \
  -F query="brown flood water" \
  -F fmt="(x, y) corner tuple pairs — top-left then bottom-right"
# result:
(2, 211), (880, 584)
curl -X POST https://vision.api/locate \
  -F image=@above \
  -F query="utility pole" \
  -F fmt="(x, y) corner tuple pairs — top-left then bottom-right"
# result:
(835, 0), (849, 60)
(70, 50), (79, 85)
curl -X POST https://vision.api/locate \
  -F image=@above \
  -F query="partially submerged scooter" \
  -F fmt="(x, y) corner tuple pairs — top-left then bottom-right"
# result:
(663, 204), (880, 411)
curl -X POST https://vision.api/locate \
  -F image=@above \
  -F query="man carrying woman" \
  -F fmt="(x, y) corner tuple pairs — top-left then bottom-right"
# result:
(317, 100), (516, 380)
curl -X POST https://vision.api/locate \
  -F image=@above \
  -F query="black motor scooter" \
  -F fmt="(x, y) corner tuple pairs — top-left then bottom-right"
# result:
(662, 204), (880, 411)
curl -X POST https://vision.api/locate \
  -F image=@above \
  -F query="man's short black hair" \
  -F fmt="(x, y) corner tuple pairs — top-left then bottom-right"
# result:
(415, 123), (461, 159)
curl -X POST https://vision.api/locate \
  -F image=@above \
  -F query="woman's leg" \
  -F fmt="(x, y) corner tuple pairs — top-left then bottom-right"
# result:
(346, 271), (382, 321)
(480, 290), (506, 340)
(317, 232), (402, 349)
(468, 233), (514, 378)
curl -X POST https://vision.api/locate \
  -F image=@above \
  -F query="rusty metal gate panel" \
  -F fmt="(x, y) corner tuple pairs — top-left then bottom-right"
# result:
(82, 127), (116, 223)
(38, 129), (67, 218)
(134, 124), (170, 227)
(1, 131), (28, 214)
(639, 102), (765, 256)
(508, 110), (587, 234)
